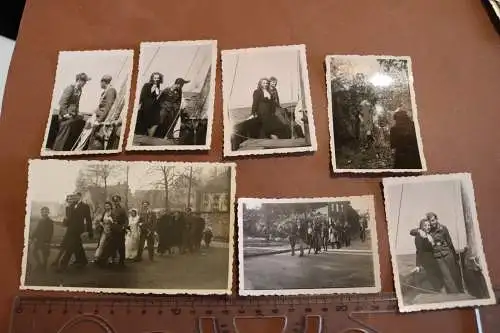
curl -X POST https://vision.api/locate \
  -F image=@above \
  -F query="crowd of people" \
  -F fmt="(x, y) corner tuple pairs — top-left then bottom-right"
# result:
(231, 77), (305, 150)
(332, 73), (422, 169)
(287, 214), (367, 257)
(28, 192), (214, 273)
(133, 73), (207, 145)
(46, 72), (122, 152)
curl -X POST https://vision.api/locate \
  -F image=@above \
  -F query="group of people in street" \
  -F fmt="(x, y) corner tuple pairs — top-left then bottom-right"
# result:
(28, 192), (214, 273)
(232, 77), (305, 150)
(288, 214), (367, 257)
(332, 73), (422, 169)
(134, 73), (193, 140)
(46, 72), (122, 152)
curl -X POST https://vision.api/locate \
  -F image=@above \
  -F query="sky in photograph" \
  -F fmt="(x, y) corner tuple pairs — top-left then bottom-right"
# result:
(28, 161), (225, 204)
(137, 43), (212, 94)
(49, 51), (132, 115)
(223, 48), (302, 109)
(385, 179), (467, 255)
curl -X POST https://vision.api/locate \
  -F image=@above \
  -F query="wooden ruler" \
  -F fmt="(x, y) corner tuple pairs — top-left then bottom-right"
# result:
(9, 290), (499, 333)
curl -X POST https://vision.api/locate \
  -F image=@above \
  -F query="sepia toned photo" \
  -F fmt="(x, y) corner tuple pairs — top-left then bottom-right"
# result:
(126, 40), (217, 151)
(238, 196), (380, 296)
(326, 55), (426, 173)
(222, 45), (317, 157)
(383, 173), (495, 312)
(21, 159), (236, 294)
(41, 50), (134, 156)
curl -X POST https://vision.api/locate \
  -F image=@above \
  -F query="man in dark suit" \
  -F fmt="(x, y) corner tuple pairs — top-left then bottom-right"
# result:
(58, 192), (93, 271)
(111, 194), (128, 266)
(135, 201), (157, 262)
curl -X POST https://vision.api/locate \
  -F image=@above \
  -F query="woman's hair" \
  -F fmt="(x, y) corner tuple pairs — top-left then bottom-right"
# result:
(419, 218), (429, 229)
(149, 72), (164, 84)
(130, 208), (138, 214)
(426, 212), (438, 220)
(269, 76), (277, 82)
(257, 77), (269, 89)
(104, 201), (113, 209)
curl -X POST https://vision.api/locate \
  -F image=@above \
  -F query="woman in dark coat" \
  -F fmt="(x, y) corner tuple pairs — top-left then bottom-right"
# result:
(413, 219), (443, 292)
(134, 72), (163, 135)
(252, 78), (287, 139)
(390, 109), (422, 169)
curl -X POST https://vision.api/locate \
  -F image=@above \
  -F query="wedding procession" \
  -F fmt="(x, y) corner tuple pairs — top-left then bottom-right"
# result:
(22, 160), (235, 294)
(42, 50), (133, 155)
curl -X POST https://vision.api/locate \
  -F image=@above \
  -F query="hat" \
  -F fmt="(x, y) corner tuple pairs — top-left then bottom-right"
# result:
(101, 74), (112, 83)
(111, 194), (121, 202)
(76, 73), (91, 82)
(174, 78), (190, 86)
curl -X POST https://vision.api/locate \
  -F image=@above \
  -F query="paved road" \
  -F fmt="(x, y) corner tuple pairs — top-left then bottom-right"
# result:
(24, 245), (230, 291)
(243, 249), (375, 290)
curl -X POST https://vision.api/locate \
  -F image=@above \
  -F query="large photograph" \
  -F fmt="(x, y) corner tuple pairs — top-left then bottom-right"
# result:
(222, 45), (317, 157)
(21, 160), (236, 295)
(126, 41), (217, 151)
(326, 55), (426, 173)
(41, 50), (133, 156)
(238, 196), (380, 296)
(383, 173), (495, 312)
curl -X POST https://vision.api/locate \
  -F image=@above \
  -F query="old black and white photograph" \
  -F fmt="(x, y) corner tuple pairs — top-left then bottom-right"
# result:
(238, 196), (380, 296)
(126, 40), (217, 151)
(41, 50), (133, 156)
(20, 159), (235, 294)
(383, 173), (495, 312)
(326, 55), (426, 173)
(222, 45), (317, 157)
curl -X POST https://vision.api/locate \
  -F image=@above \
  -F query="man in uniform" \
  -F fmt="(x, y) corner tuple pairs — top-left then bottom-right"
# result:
(154, 78), (190, 139)
(135, 201), (157, 262)
(426, 212), (462, 293)
(191, 212), (206, 252)
(111, 194), (128, 266)
(181, 207), (195, 253)
(298, 215), (309, 257)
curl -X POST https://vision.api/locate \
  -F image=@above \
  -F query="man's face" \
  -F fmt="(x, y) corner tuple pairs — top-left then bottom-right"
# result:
(270, 80), (277, 88)
(429, 215), (438, 228)
(100, 80), (108, 89)
(41, 209), (49, 218)
(76, 79), (86, 89)
(142, 203), (149, 210)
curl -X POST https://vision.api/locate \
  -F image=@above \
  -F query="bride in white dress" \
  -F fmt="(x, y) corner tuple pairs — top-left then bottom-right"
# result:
(125, 209), (140, 259)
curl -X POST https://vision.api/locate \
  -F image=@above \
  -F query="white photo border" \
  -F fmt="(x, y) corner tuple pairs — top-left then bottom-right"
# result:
(325, 54), (427, 173)
(222, 44), (318, 157)
(383, 173), (496, 312)
(237, 196), (381, 296)
(20, 159), (236, 295)
(125, 40), (218, 152)
(40, 49), (134, 157)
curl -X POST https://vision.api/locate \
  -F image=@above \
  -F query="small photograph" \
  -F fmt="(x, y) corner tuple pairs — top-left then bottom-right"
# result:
(238, 196), (380, 296)
(383, 173), (495, 312)
(126, 40), (217, 151)
(21, 159), (236, 295)
(222, 45), (317, 157)
(41, 50), (134, 156)
(326, 55), (426, 172)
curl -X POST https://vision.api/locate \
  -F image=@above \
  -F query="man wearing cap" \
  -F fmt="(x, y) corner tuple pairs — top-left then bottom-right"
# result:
(58, 72), (90, 119)
(95, 75), (117, 123)
(153, 78), (190, 139)
(86, 75), (118, 150)
(48, 73), (90, 150)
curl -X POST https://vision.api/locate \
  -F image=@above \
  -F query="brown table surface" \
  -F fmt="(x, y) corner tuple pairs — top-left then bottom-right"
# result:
(0, 0), (499, 332)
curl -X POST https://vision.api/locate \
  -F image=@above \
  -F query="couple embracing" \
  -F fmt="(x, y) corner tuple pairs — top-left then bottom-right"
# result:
(410, 212), (463, 294)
